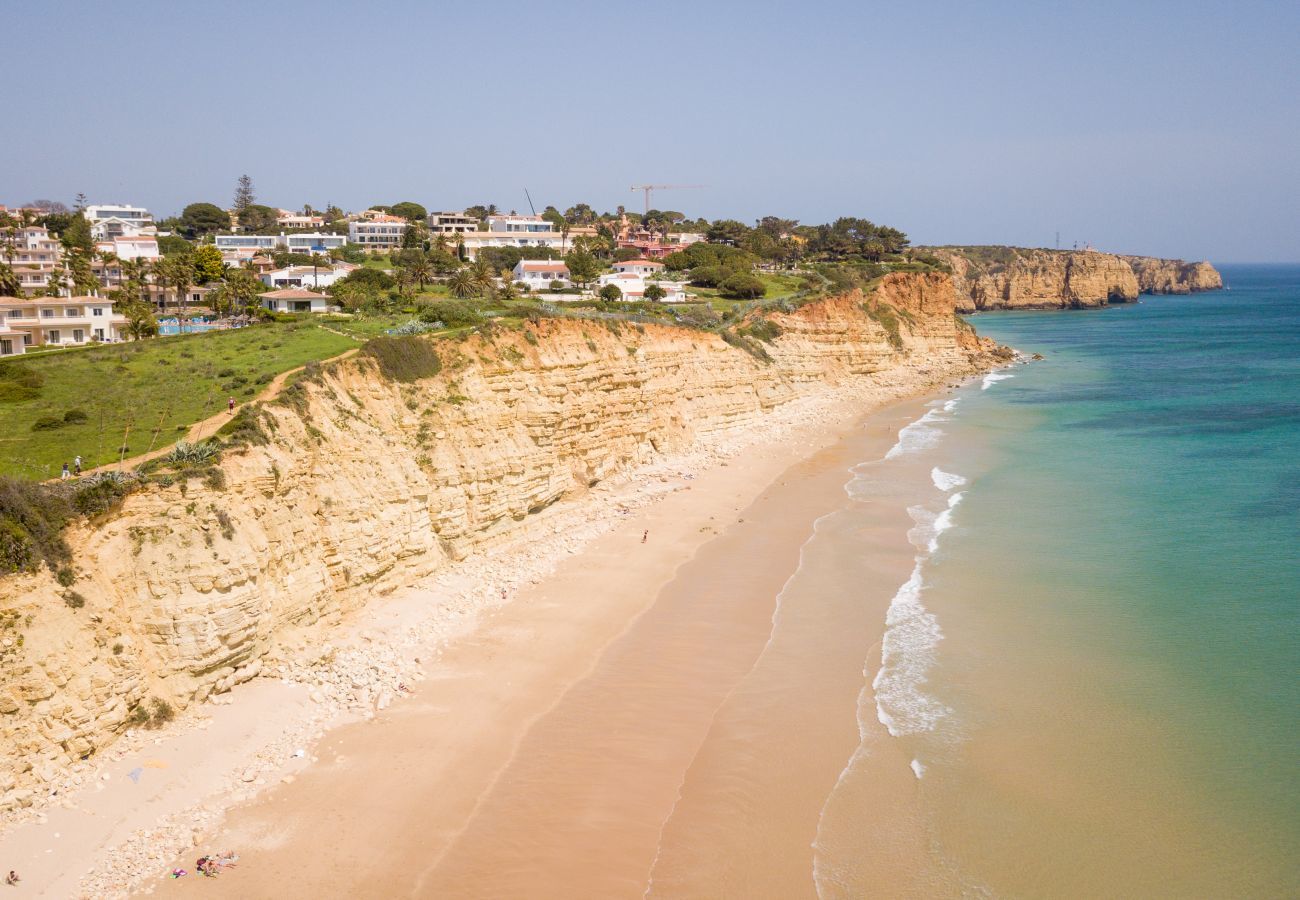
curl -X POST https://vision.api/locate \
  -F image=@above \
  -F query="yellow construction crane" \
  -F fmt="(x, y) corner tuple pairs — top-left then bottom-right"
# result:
(629, 184), (706, 215)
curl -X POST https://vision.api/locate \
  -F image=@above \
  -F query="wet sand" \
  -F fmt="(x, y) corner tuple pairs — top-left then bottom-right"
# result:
(158, 394), (943, 899)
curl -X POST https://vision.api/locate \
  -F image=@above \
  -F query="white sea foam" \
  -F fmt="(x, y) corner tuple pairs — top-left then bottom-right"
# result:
(910, 759), (926, 779)
(981, 371), (1014, 390)
(872, 561), (950, 736)
(885, 409), (944, 459)
(931, 467), (967, 492)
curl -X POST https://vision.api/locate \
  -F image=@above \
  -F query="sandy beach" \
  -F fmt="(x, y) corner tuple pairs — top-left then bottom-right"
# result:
(0, 372), (967, 899)
(154, 391), (938, 899)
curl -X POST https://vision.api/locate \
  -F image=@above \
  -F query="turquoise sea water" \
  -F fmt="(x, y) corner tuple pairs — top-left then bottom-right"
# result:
(886, 266), (1298, 897)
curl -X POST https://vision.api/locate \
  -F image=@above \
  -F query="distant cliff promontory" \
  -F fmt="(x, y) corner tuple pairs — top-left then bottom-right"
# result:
(921, 246), (1223, 311)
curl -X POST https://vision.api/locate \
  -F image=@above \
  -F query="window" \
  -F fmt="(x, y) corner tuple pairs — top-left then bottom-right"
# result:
(48, 330), (60, 343)
(0, 340), (11, 355)
(93, 307), (103, 316)
(73, 329), (84, 342)
(66, 308), (81, 317)
(41, 309), (55, 318)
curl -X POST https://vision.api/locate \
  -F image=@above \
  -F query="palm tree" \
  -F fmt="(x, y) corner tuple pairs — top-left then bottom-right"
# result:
(403, 253), (434, 290)
(156, 255), (193, 327)
(393, 266), (416, 298)
(469, 258), (495, 295)
(447, 267), (476, 299)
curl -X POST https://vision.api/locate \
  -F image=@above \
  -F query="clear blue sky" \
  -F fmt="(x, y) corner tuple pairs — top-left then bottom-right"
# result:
(3, 0), (1296, 261)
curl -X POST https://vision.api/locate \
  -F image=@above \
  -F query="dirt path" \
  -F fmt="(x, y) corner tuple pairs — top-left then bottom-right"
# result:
(75, 346), (359, 478)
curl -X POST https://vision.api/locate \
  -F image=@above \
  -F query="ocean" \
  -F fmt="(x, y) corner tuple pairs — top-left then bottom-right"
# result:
(832, 264), (1299, 897)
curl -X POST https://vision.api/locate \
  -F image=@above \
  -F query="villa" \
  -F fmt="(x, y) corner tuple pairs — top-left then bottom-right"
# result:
(597, 271), (687, 302)
(0, 295), (129, 352)
(214, 232), (347, 254)
(258, 287), (334, 314)
(612, 258), (665, 278)
(261, 263), (356, 290)
(96, 235), (160, 261)
(1, 225), (63, 294)
(84, 204), (156, 240)
(347, 219), (408, 249)
(276, 210), (325, 229)
(428, 211), (479, 234)
(512, 260), (571, 289)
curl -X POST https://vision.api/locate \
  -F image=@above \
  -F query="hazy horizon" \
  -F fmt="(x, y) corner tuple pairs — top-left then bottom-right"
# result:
(3, 0), (1296, 262)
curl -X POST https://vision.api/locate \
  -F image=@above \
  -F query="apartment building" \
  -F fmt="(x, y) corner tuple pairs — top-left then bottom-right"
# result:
(276, 209), (326, 229)
(428, 211), (479, 234)
(1, 225), (63, 294)
(347, 219), (408, 249)
(84, 204), (156, 240)
(0, 296), (129, 352)
(487, 214), (552, 233)
(213, 232), (347, 254)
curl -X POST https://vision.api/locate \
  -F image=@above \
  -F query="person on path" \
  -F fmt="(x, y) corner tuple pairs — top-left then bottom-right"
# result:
(5, 870), (19, 885)
(74, 455), (82, 475)
(642, 530), (648, 543)
(228, 396), (236, 413)
(61, 463), (70, 480)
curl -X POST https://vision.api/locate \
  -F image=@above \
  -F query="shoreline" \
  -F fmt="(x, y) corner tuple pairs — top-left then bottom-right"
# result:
(0, 360), (991, 899)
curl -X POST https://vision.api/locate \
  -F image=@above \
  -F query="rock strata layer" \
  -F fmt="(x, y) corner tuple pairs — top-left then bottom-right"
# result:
(923, 246), (1222, 310)
(0, 274), (1004, 805)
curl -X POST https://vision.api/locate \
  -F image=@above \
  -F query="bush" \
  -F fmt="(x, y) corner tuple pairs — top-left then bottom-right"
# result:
(719, 273), (766, 299)
(599, 284), (623, 302)
(863, 301), (905, 350)
(0, 477), (72, 574)
(688, 265), (728, 288)
(216, 367), (236, 378)
(744, 318), (783, 343)
(63, 590), (86, 609)
(422, 300), (483, 328)
(0, 363), (44, 403)
(163, 441), (219, 466)
(72, 472), (136, 518)
(216, 406), (269, 447)
(62, 408), (89, 424)
(56, 566), (76, 586)
(362, 335), (442, 383)
(31, 416), (66, 431)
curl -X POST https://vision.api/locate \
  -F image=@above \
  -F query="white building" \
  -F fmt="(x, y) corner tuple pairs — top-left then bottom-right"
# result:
(612, 258), (665, 278)
(84, 204), (155, 240)
(347, 219), (408, 249)
(258, 287), (334, 314)
(458, 230), (568, 260)
(512, 260), (570, 289)
(487, 214), (552, 233)
(214, 232), (347, 254)
(0, 295), (129, 351)
(276, 210), (325, 229)
(260, 263), (356, 290)
(1, 225), (62, 294)
(428, 211), (479, 234)
(597, 272), (687, 302)
(96, 235), (160, 261)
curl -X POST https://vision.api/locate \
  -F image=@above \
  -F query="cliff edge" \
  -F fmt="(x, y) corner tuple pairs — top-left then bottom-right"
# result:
(922, 246), (1222, 311)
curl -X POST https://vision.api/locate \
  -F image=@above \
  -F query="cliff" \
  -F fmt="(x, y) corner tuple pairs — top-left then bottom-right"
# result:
(1120, 256), (1223, 294)
(0, 275), (1004, 807)
(923, 246), (1221, 311)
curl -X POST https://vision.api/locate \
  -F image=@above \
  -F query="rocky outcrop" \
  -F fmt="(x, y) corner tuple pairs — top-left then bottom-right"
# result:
(923, 246), (1221, 311)
(0, 274), (1004, 805)
(1121, 256), (1223, 294)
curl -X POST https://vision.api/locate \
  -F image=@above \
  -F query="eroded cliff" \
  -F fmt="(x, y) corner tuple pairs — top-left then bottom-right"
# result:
(923, 246), (1222, 311)
(0, 275), (1003, 806)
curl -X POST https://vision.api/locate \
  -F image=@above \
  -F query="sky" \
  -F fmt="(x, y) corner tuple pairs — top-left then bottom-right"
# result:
(3, 0), (1297, 262)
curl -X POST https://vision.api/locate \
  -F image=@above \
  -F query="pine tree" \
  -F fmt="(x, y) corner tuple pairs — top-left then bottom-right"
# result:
(233, 174), (255, 213)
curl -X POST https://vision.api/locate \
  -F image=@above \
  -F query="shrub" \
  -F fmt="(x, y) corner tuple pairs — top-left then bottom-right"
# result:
(31, 416), (65, 431)
(0, 477), (72, 573)
(112, 642), (124, 655)
(216, 367), (236, 378)
(62, 408), (89, 424)
(863, 301), (905, 350)
(0, 363), (44, 403)
(72, 472), (136, 518)
(56, 566), (76, 586)
(423, 300), (483, 328)
(719, 273), (767, 299)
(63, 590), (86, 609)
(163, 441), (219, 466)
(203, 468), (227, 492)
(216, 406), (269, 447)
(362, 335), (442, 383)
(744, 318), (783, 343)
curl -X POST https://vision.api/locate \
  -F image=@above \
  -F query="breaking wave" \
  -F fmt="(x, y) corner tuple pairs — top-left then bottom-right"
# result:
(982, 371), (1015, 390)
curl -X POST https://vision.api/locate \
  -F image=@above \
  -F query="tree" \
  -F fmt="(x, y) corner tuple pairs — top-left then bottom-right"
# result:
(718, 272), (766, 299)
(155, 255), (195, 320)
(446, 267), (478, 299)
(540, 206), (565, 229)
(179, 203), (230, 239)
(233, 174), (256, 213)
(706, 219), (751, 245)
(61, 214), (93, 253)
(644, 283), (667, 302)
(395, 250), (435, 290)
(239, 204), (278, 232)
(26, 199), (69, 214)
(389, 201), (428, 222)
(157, 235), (192, 256)
(0, 261), (19, 296)
(564, 249), (599, 288)
(212, 267), (264, 316)
(67, 249), (98, 295)
(192, 245), (225, 283)
(469, 258), (495, 295)
(599, 284), (623, 302)
(118, 297), (159, 340)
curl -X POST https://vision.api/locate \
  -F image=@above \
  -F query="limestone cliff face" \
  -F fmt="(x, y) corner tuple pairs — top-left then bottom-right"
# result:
(1121, 256), (1223, 294)
(925, 247), (1221, 311)
(0, 275), (1002, 804)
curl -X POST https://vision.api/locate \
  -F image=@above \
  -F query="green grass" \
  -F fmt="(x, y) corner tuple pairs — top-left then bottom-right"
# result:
(0, 323), (360, 479)
(684, 271), (805, 310)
